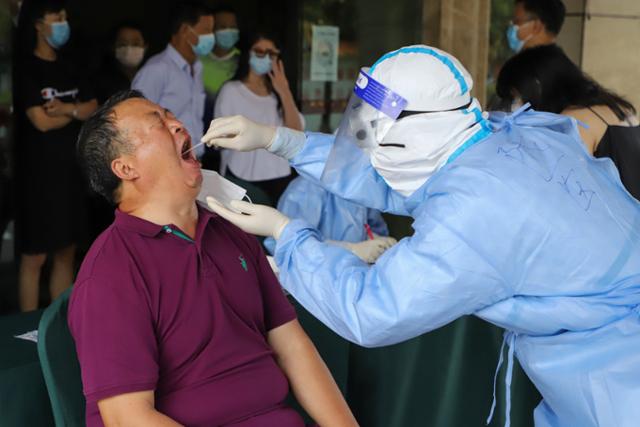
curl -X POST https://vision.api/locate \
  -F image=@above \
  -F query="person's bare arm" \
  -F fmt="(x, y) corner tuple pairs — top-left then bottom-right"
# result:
(43, 97), (98, 121)
(70, 98), (98, 121)
(269, 60), (304, 131)
(26, 105), (73, 132)
(97, 390), (183, 427)
(268, 319), (358, 427)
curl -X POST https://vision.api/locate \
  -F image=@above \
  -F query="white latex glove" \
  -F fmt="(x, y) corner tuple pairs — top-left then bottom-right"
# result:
(206, 197), (290, 239)
(201, 115), (276, 151)
(343, 236), (397, 264)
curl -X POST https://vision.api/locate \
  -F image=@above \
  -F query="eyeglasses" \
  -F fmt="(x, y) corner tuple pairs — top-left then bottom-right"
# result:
(252, 48), (280, 59)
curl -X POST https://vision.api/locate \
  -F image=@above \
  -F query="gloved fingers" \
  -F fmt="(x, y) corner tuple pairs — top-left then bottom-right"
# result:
(229, 199), (261, 214)
(201, 116), (244, 145)
(206, 197), (252, 227)
(383, 238), (397, 248)
(204, 135), (243, 149)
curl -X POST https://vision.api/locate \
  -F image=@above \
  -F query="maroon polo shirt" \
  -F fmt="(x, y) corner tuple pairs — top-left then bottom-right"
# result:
(68, 204), (303, 427)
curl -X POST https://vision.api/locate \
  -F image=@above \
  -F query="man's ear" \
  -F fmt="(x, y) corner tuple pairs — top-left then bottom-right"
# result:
(111, 156), (139, 182)
(35, 20), (46, 37)
(531, 18), (545, 36)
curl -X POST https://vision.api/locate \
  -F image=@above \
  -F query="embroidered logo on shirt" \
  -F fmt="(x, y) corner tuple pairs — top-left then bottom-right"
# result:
(239, 255), (248, 272)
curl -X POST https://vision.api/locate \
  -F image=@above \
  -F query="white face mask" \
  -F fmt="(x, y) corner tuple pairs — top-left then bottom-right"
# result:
(115, 46), (145, 68)
(368, 98), (487, 197)
(197, 170), (248, 213)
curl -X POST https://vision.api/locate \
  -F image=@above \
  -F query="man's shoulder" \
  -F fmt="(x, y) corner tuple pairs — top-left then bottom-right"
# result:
(137, 52), (170, 74)
(134, 48), (176, 80)
(75, 224), (139, 284)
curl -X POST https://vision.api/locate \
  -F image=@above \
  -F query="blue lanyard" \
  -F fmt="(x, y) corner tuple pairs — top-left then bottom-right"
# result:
(162, 225), (194, 243)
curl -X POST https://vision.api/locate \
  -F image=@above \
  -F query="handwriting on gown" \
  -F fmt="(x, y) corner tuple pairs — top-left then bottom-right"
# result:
(498, 132), (596, 211)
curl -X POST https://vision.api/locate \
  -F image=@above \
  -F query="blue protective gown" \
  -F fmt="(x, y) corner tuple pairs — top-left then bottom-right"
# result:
(264, 176), (389, 255)
(272, 109), (640, 427)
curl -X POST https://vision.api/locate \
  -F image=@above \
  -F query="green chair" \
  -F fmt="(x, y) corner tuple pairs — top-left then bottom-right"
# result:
(37, 287), (85, 427)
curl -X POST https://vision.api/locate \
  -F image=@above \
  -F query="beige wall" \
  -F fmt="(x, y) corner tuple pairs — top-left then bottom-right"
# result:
(556, 0), (585, 64)
(581, 0), (640, 117)
(558, 0), (640, 117)
(422, 0), (491, 106)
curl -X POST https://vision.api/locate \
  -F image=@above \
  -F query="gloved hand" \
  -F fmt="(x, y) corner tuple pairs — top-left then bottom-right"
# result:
(201, 115), (277, 151)
(206, 197), (290, 239)
(343, 236), (397, 264)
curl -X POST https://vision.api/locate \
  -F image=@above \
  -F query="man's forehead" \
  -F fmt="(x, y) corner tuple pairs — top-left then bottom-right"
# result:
(113, 98), (159, 125)
(215, 11), (236, 25)
(194, 14), (215, 30)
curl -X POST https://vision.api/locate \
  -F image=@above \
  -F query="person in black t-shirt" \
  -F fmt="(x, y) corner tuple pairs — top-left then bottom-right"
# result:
(16, 0), (97, 311)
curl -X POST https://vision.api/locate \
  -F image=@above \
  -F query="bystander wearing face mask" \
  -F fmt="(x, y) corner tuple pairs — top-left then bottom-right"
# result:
(249, 52), (272, 75)
(506, 22), (532, 53)
(115, 46), (145, 68)
(46, 21), (70, 49)
(189, 28), (215, 56)
(215, 29), (239, 50)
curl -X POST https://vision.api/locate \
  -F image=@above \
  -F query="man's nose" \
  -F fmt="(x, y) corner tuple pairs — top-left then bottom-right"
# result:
(168, 118), (185, 134)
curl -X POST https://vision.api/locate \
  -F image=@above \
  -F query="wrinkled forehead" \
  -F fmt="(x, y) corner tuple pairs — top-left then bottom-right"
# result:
(112, 98), (160, 132)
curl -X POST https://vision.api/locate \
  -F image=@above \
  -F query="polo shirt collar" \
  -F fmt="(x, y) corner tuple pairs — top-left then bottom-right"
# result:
(114, 203), (217, 240)
(166, 43), (202, 75)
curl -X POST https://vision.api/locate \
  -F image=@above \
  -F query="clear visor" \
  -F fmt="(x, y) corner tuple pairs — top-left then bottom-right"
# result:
(335, 68), (408, 150)
(320, 69), (408, 189)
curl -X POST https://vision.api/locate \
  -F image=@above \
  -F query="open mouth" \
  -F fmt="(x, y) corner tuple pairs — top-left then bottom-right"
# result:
(180, 137), (194, 161)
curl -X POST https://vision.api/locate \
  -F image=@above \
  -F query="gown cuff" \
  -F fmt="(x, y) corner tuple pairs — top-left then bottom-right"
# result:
(268, 127), (307, 160)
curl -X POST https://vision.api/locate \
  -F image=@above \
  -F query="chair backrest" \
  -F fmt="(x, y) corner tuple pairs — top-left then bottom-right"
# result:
(37, 287), (85, 427)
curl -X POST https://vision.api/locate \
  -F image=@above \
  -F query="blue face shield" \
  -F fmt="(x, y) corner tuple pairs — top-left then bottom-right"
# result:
(249, 52), (272, 75)
(215, 29), (239, 50)
(46, 21), (70, 49)
(190, 30), (215, 56)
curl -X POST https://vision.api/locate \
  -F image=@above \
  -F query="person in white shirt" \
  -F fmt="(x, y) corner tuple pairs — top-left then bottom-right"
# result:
(132, 3), (214, 158)
(214, 31), (304, 205)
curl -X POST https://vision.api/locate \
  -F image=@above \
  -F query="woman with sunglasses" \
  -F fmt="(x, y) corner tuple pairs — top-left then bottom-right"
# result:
(214, 31), (303, 206)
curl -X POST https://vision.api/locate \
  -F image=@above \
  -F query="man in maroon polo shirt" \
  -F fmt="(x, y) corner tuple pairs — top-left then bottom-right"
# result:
(70, 90), (357, 427)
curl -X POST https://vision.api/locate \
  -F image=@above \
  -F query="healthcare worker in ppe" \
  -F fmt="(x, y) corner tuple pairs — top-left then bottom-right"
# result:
(263, 177), (396, 263)
(202, 45), (640, 427)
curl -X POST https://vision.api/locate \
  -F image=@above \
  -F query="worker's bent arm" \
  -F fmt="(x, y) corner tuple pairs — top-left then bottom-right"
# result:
(274, 188), (510, 347)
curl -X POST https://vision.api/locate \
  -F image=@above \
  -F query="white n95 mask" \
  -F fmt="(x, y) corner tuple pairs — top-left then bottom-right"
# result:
(197, 170), (248, 213)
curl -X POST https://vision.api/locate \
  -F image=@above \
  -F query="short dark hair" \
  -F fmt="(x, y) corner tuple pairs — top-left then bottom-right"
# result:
(516, 0), (566, 35)
(169, 2), (212, 37)
(109, 20), (145, 45)
(77, 90), (145, 205)
(496, 44), (636, 119)
(28, 0), (66, 25)
(212, 4), (237, 17)
(22, 0), (66, 51)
